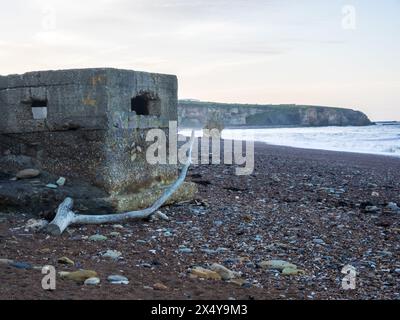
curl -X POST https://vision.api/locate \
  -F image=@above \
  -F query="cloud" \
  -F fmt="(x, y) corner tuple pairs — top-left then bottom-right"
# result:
(0, 0), (398, 120)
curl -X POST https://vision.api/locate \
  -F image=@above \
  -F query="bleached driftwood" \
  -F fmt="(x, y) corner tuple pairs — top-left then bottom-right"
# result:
(45, 131), (195, 236)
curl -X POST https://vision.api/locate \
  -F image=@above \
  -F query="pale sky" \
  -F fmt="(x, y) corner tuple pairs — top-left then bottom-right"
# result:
(0, 0), (399, 120)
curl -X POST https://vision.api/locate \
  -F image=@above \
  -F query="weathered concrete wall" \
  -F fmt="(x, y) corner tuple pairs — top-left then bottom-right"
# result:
(0, 68), (177, 133)
(106, 69), (177, 129)
(0, 69), (108, 133)
(178, 100), (372, 128)
(0, 68), (180, 199)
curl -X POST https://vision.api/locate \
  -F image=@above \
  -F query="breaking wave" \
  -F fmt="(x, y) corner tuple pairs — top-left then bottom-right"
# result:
(221, 123), (400, 157)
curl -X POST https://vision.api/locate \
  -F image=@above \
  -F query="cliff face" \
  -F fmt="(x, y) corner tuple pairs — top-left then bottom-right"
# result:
(178, 101), (372, 128)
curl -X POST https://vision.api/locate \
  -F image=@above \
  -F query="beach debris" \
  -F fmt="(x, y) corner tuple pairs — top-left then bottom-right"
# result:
(46, 184), (58, 189)
(16, 169), (40, 179)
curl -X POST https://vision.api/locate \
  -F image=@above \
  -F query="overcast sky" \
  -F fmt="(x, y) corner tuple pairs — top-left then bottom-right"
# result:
(0, 0), (399, 120)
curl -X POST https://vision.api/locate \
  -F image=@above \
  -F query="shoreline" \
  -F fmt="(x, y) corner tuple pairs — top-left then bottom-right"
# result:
(254, 142), (400, 160)
(180, 124), (400, 160)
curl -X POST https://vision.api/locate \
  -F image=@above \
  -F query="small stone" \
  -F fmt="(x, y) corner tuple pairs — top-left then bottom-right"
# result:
(214, 220), (223, 227)
(89, 234), (108, 241)
(365, 206), (379, 213)
(112, 224), (124, 229)
(210, 263), (238, 280)
(109, 232), (120, 237)
(313, 239), (325, 245)
(56, 177), (66, 186)
(282, 267), (305, 276)
(16, 169), (40, 179)
(242, 215), (253, 223)
(371, 191), (379, 197)
(191, 267), (222, 280)
(0, 259), (13, 265)
(386, 202), (400, 213)
(59, 270), (97, 283)
(201, 249), (217, 255)
(259, 260), (297, 271)
(107, 275), (129, 285)
(271, 174), (281, 182)
(58, 257), (74, 266)
(10, 262), (32, 270)
(242, 282), (253, 289)
(153, 282), (168, 291)
(102, 250), (122, 260)
(84, 277), (100, 286)
(238, 256), (251, 264)
(46, 184), (58, 189)
(178, 248), (192, 254)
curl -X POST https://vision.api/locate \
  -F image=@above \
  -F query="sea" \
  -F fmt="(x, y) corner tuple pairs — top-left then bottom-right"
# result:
(181, 122), (400, 158)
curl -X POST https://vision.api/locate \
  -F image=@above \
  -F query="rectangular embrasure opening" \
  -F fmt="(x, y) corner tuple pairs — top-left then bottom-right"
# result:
(131, 92), (161, 116)
(30, 99), (48, 120)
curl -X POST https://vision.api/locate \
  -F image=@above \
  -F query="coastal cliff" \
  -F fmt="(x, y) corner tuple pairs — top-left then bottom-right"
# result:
(178, 100), (372, 128)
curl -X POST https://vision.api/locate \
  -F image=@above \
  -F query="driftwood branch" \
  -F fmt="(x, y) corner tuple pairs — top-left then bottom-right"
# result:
(45, 131), (195, 235)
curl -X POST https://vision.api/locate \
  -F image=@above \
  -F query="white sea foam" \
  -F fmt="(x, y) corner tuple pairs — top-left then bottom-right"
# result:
(181, 123), (400, 157)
